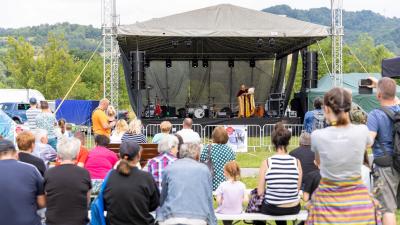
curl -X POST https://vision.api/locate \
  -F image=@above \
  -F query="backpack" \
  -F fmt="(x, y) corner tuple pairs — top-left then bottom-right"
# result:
(376, 107), (400, 173)
(311, 110), (325, 131)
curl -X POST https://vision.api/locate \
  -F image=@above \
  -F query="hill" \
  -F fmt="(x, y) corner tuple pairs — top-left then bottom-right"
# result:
(263, 5), (400, 54)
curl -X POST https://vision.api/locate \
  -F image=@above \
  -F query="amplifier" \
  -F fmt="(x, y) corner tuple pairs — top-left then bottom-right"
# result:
(269, 93), (286, 100)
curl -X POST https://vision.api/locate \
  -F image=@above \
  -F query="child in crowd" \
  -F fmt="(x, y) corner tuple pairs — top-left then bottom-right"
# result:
(65, 123), (73, 137)
(302, 160), (321, 202)
(215, 161), (248, 225)
(107, 105), (117, 124)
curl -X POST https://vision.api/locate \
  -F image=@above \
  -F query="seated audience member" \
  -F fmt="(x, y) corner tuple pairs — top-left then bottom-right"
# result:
(176, 118), (201, 144)
(255, 123), (302, 225)
(55, 118), (69, 138)
(200, 126), (236, 191)
(157, 143), (217, 225)
(73, 131), (89, 167)
(110, 119), (128, 143)
(152, 121), (172, 144)
(289, 132), (318, 185)
(147, 134), (178, 192)
(0, 139), (46, 225)
(307, 88), (377, 224)
(17, 131), (47, 176)
(85, 135), (118, 193)
(104, 141), (159, 225)
(216, 161), (248, 225)
(302, 160), (321, 202)
(44, 137), (91, 225)
(33, 129), (57, 166)
(121, 119), (147, 144)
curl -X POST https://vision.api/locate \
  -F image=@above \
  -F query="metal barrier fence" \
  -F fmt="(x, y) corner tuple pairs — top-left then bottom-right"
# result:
(142, 123), (304, 152)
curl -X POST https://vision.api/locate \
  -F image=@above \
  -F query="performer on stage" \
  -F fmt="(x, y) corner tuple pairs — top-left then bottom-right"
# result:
(237, 84), (255, 118)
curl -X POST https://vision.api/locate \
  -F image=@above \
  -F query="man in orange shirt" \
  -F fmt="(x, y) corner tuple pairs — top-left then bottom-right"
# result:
(92, 98), (115, 137)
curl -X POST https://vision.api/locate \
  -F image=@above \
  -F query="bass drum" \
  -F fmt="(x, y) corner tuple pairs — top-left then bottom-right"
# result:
(194, 108), (205, 118)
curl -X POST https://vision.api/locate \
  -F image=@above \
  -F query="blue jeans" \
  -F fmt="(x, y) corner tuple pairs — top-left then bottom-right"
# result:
(48, 138), (57, 150)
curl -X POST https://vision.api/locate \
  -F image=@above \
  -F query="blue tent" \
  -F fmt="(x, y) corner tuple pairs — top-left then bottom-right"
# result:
(55, 100), (99, 126)
(0, 109), (15, 142)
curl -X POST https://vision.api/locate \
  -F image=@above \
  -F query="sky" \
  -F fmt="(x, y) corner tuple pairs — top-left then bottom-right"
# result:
(1, 0), (399, 28)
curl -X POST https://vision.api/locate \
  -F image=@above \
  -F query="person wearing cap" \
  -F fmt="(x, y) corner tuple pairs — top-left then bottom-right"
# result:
(103, 140), (159, 225)
(0, 139), (46, 225)
(26, 97), (41, 130)
(44, 137), (91, 225)
(289, 131), (318, 185)
(157, 143), (217, 225)
(35, 100), (58, 149)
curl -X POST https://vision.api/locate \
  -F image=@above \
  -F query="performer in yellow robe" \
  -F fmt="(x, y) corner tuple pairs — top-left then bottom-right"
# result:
(237, 84), (255, 118)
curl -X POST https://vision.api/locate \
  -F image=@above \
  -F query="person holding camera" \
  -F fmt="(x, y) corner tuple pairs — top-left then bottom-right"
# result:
(367, 77), (400, 225)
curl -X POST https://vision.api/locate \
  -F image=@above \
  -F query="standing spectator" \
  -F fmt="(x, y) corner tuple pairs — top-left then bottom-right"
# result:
(55, 119), (68, 138)
(92, 98), (116, 137)
(200, 126), (236, 191)
(367, 77), (400, 225)
(147, 134), (178, 192)
(35, 101), (58, 149)
(121, 119), (147, 144)
(255, 123), (302, 225)
(152, 121), (172, 144)
(215, 161), (247, 225)
(107, 105), (117, 124)
(307, 88), (378, 224)
(157, 143), (217, 225)
(176, 118), (201, 144)
(85, 135), (118, 193)
(33, 129), (57, 166)
(26, 97), (41, 130)
(17, 131), (47, 176)
(104, 141), (159, 225)
(303, 97), (324, 133)
(44, 137), (91, 225)
(289, 132), (318, 185)
(110, 119), (128, 143)
(0, 139), (46, 225)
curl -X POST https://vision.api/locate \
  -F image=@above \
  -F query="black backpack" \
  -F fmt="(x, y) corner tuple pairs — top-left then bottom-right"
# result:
(375, 107), (400, 172)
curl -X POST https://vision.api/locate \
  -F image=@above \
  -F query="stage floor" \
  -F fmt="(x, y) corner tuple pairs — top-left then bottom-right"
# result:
(142, 117), (301, 126)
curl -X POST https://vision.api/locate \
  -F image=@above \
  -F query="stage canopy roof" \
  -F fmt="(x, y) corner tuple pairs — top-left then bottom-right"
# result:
(117, 4), (330, 60)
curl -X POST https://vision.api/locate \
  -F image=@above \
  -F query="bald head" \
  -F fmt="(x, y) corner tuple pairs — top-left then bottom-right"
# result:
(183, 118), (193, 129)
(99, 98), (110, 110)
(377, 77), (397, 101)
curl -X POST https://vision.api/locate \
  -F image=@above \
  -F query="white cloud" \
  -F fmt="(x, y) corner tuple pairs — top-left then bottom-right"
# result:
(0, 0), (398, 28)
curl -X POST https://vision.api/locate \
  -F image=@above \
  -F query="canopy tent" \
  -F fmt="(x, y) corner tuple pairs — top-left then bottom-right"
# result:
(382, 57), (400, 78)
(307, 73), (400, 113)
(117, 4), (329, 115)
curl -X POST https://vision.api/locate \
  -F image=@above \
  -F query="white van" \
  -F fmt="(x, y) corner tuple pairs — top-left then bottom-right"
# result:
(0, 89), (46, 103)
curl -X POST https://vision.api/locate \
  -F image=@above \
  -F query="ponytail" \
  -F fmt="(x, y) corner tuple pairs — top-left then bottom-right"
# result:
(117, 159), (132, 176)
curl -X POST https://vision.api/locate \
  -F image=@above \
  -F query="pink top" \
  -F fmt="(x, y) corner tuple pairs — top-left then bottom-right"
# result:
(84, 146), (118, 179)
(215, 181), (246, 214)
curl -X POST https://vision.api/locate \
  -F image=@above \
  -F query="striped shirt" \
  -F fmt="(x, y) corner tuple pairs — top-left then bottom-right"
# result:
(147, 152), (177, 192)
(264, 155), (299, 205)
(26, 108), (41, 130)
(121, 133), (147, 144)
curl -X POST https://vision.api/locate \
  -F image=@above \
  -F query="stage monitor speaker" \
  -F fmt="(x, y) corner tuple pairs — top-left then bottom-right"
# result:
(302, 51), (318, 89)
(130, 51), (146, 90)
(268, 99), (285, 117)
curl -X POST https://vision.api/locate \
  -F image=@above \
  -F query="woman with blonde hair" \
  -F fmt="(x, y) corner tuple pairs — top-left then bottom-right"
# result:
(152, 121), (172, 144)
(107, 105), (117, 123)
(121, 119), (147, 144)
(110, 119), (128, 143)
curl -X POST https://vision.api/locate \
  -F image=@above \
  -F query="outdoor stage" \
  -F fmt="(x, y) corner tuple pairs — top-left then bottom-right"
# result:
(142, 116), (301, 126)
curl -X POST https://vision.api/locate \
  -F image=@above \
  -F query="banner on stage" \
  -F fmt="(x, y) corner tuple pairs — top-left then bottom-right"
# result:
(224, 125), (248, 152)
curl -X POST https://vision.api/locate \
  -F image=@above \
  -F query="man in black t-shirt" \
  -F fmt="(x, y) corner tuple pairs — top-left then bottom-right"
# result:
(44, 137), (92, 225)
(302, 169), (321, 202)
(0, 139), (46, 225)
(289, 132), (318, 184)
(17, 131), (47, 176)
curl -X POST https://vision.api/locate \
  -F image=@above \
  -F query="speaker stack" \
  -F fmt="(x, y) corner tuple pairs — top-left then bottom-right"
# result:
(302, 51), (318, 89)
(130, 51), (146, 90)
(267, 93), (285, 117)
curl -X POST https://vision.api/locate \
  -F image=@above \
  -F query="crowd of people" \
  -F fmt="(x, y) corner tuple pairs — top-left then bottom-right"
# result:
(0, 77), (399, 225)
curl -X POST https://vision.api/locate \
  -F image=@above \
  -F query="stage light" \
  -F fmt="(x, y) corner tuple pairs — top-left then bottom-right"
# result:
(268, 38), (275, 47)
(166, 58), (172, 68)
(145, 58), (150, 68)
(192, 59), (198, 68)
(202, 59), (209, 68)
(228, 59), (234, 68)
(171, 40), (179, 48)
(185, 40), (192, 48)
(257, 38), (263, 48)
(250, 58), (255, 68)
